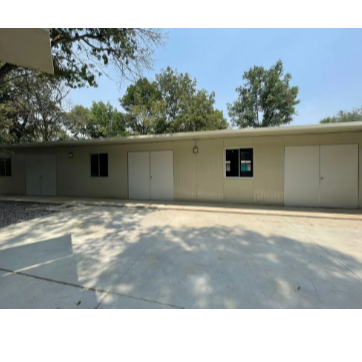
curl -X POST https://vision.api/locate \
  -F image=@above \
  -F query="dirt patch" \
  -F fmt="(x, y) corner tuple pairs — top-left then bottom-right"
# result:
(0, 201), (60, 229)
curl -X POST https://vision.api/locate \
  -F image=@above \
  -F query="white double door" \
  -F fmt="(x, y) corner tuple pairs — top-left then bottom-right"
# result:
(26, 155), (57, 196)
(284, 144), (358, 208)
(128, 150), (174, 201)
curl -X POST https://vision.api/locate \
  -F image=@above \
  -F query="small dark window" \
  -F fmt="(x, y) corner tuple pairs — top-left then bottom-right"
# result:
(90, 153), (108, 177)
(225, 149), (253, 178)
(99, 153), (108, 177)
(240, 148), (253, 177)
(226, 149), (239, 177)
(0, 157), (11, 177)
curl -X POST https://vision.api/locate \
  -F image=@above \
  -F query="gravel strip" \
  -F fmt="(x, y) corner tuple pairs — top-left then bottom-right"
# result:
(0, 201), (60, 229)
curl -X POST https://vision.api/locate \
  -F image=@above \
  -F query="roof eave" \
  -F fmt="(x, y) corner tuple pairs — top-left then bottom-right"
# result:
(2, 122), (362, 149)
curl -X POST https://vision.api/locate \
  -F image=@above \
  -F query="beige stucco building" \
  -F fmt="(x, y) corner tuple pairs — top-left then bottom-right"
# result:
(1, 122), (361, 209)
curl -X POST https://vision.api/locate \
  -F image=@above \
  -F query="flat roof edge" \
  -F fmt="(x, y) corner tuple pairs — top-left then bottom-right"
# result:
(2, 121), (362, 149)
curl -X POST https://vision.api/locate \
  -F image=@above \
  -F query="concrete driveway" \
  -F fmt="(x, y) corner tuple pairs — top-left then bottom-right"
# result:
(1, 202), (362, 308)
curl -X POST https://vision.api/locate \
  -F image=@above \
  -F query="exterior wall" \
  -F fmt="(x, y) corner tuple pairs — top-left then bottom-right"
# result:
(0, 153), (26, 195)
(253, 136), (284, 205)
(173, 140), (197, 200)
(56, 145), (127, 198)
(1, 130), (361, 208)
(196, 140), (224, 201)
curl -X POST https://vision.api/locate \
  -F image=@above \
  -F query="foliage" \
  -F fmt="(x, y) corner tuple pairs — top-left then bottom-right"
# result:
(66, 101), (127, 139)
(64, 105), (92, 139)
(320, 107), (362, 123)
(172, 89), (228, 132)
(120, 78), (166, 134)
(228, 60), (300, 128)
(0, 71), (69, 143)
(0, 29), (164, 143)
(120, 67), (228, 134)
(0, 28), (164, 89)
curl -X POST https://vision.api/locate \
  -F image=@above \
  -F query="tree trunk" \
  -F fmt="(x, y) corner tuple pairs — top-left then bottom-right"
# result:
(0, 63), (18, 85)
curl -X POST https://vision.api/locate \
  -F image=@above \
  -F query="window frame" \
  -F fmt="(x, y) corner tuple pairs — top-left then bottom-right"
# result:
(223, 147), (254, 179)
(0, 157), (12, 178)
(90, 153), (108, 178)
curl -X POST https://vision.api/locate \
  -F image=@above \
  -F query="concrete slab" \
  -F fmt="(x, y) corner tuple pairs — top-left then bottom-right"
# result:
(0, 271), (102, 309)
(1, 195), (361, 220)
(0, 203), (362, 308)
(0, 207), (153, 292)
(98, 293), (176, 309)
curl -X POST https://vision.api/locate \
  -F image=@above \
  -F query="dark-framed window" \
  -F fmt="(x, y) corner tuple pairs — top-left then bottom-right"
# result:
(90, 153), (108, 177)
(225, 148), (253, 178)
(0, 157), (11, 177)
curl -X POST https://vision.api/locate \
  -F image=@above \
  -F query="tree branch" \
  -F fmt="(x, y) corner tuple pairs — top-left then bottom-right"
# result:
(51, 33), (101, 47)
(0, 63), (18, 85)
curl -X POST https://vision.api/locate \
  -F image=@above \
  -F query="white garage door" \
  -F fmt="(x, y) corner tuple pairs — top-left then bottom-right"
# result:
(320, 144), (358, 208)
(150, 150), (174, 201)
(284, 146), (320, 207)
(128, 150), (174, 201)
(284, 145), (358, 209)
(26, 155), (57, 196)
(128, 152), (150, 200)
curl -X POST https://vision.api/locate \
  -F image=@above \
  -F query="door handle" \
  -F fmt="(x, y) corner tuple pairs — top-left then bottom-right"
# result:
(320, 176), (324, 180)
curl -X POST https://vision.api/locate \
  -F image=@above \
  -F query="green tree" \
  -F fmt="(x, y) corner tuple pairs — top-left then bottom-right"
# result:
(120, 78), (166, 134)
(172, 89), (228, 132)
(320, 107), (362, 123)
(121, 68), (228, 134)
(66, 101), (127, 139)
(89, 101), (126, 138)
(156, 67), (195, 132)
(0, 29), (164, 88)
(0, 71), (69, 143)
(228, 60), (300, 128)
(64, 105), (92, 139)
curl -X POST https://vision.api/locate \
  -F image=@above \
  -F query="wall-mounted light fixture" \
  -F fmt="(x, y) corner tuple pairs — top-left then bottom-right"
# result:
(69, 151), (73, 159)
(193, 139), (199, 154)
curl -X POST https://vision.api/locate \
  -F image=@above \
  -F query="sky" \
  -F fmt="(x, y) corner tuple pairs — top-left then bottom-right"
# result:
(69, 28), (362, 126)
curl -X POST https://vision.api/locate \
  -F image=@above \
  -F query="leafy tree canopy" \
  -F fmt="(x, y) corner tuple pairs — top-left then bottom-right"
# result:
(0, 71), (69, 143)
(228, 60), (300, 128)
(120, 67), (228, 134)
(66, 101), (127, 139)
(120, 77), (166, 135)
(320, 107), (362, 124)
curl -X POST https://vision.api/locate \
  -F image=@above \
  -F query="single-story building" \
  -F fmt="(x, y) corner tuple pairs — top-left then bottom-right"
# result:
(1, 122), (361, 209)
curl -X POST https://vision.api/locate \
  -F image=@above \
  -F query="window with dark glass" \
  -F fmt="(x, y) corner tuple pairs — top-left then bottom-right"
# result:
(90, 153), (108, 177)
(240, 148), (253, 177)
(225, 149), (239, 177)
(0, 157), (11, 177)
(225, 148), (253, 178)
